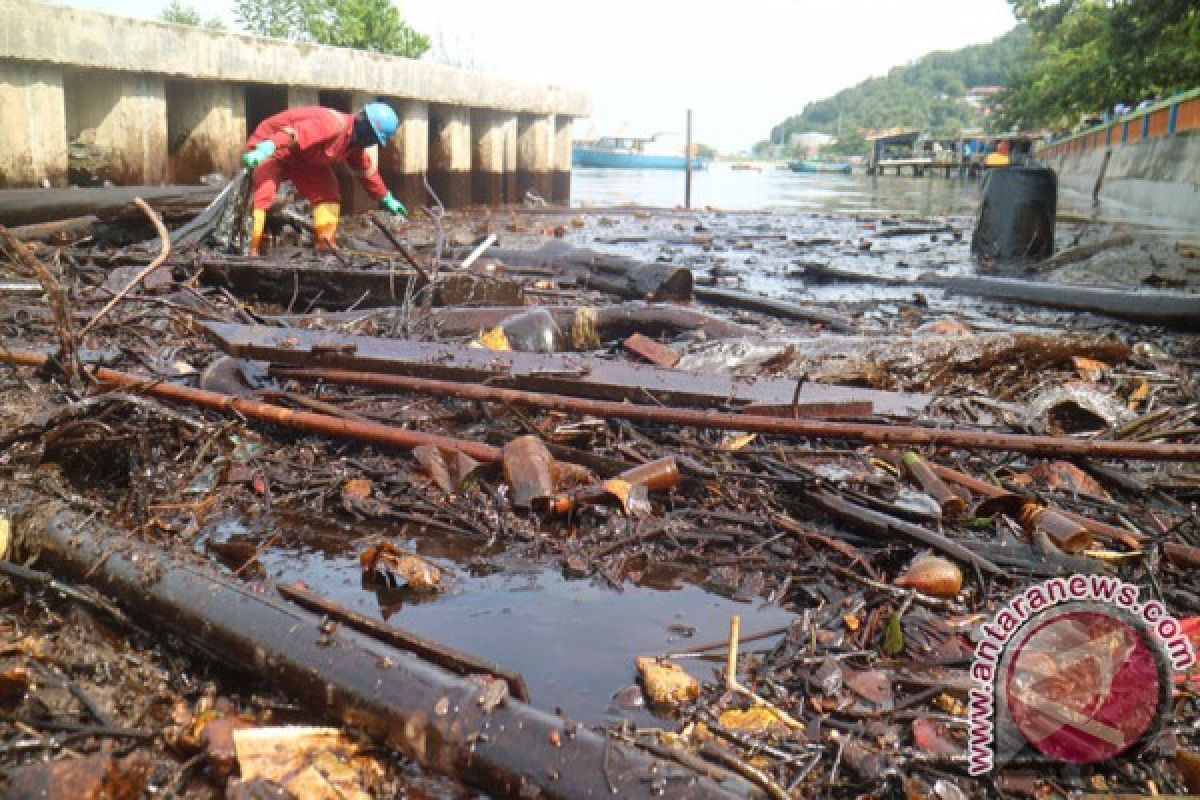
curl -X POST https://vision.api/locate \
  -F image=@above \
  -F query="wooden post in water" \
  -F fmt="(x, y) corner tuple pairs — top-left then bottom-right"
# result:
(685, 108), (693, 209)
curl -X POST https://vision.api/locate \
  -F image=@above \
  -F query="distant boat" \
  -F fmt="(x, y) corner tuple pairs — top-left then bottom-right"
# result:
(573, 135), (708, 170)
(788, 161), (852, 174)
(730, 162), (762, 172)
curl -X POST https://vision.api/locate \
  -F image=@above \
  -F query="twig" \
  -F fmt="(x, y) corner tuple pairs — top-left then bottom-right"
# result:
(461, 234), (497, 269)
(79, 198), (171, 338)
(724, 614), (803, 730)
(0, 227), (82, 385)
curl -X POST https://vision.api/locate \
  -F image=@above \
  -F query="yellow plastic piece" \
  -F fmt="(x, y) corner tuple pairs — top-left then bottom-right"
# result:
(313, 202), (340, 251)
(250, 209), (267, 256)
(477, 325), (511, 351)
(983, 153), (1011, 167)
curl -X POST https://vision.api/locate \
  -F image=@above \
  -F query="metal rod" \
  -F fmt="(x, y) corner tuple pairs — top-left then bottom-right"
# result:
(0, 350), (500, 463)
(267, 365), (1200, 463)
(685, 109), (693, 210)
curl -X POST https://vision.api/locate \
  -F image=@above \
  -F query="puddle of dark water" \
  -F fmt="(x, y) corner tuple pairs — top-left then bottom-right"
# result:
(205, 516), (796, 724)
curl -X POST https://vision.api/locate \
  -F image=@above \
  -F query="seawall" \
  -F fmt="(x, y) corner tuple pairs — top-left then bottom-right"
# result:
(1038, 90), (1200, 227)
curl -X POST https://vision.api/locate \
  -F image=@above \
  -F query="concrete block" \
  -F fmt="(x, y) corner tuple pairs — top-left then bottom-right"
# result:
(64, 70), (167, 185)
(0, 61), (67, 187)
(429, 104), (471, 208)
(166, 81), (245, 184)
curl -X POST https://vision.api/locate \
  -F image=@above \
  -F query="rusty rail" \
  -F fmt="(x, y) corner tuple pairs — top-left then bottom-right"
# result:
(270, 365), (1200, 462)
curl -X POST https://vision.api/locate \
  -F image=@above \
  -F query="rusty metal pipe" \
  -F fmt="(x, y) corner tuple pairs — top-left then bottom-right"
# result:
(0, 350), (500, 463)
(269, 365), (1200, 463)
(9, 495), (748, 799)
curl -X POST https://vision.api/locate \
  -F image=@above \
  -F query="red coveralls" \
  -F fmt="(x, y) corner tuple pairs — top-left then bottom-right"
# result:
(245, 107), (389, 211)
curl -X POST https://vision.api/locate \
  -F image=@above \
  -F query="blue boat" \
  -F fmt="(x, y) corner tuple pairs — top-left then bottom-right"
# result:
(573, 136), (708, 170)
(788, 160), (852, 174)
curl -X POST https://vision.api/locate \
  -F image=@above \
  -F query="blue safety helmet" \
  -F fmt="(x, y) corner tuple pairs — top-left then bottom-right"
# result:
(362, 102), (400, 148)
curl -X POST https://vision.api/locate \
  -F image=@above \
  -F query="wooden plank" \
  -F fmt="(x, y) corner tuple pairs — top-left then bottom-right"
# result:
(203, 322), (930, 417)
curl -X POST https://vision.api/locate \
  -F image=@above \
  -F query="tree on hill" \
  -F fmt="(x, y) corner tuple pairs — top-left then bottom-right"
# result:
(160, 0), (225, 30)
(768, 26), (1031, 153)
(997, 0), (1200, 129)
(234, 0), (430, 58)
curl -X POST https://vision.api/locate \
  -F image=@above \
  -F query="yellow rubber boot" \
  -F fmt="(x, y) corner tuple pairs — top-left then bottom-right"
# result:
(250, 209), (267, 256)
(313, 202), (340, 251)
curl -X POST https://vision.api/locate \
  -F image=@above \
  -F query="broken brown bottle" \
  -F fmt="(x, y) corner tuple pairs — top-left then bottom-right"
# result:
(536, 456), (682, 515)
(502, 435), (557, 509)
(902, 451), (967, 518)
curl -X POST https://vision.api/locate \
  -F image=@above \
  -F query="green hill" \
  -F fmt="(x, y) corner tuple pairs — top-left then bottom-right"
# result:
(767, 26), (1031, 155)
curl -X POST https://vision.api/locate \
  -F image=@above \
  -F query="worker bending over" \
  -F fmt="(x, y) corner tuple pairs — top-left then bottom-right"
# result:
(241, 103), (408, 255)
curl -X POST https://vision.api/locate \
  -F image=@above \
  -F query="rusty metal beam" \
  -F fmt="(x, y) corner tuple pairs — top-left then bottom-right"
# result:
(202, 321), (927, 416)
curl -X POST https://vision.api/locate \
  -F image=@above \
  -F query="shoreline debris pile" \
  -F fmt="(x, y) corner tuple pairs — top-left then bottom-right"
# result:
(0, 185), (1199, 798)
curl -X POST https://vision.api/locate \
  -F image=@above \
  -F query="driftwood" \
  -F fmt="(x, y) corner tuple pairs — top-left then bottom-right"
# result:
(9, 494), (749, 800)
(483, 242), (694, 302)
(0, 185), (219, 227)
(693, 286), (856, 332)
(939, 275), (1200, 330)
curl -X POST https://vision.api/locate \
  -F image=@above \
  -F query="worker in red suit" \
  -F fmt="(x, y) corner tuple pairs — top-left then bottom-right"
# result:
(241, 103), (408, 255)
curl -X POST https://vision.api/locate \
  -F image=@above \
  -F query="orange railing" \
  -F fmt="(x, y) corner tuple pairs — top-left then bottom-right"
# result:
(1036, 88), (1200, 158)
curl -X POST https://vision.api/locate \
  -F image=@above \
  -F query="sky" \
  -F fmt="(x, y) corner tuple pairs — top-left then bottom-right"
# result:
(55, 0), (1018, 152)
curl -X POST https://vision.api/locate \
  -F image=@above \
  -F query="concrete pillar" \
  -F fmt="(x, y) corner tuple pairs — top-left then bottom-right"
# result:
(64, 70), (167, 185)
(517, 113), (553, 202)
(381, 98), (428, 213)
(471, 110), (505, 206)
(287, 87), (320, 108)
(0, 62), (67, 187)
(166, 81), (246, 184)
(499, 112), (519, 204)
(552, 115), (573, 206)
(428, 104), (471, 208)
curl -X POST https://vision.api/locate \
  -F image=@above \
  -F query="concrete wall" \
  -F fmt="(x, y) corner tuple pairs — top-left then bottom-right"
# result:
(2, 1), (588, 116)
(1045, 132), (1200, 227)
(0, 61), (67, 186)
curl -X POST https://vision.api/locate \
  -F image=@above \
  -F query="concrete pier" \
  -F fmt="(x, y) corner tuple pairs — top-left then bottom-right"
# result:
(0, 61), (67, 187)
(0, 2), (587, 204)
(517, 113), (554, 202)
(166, 81), (247, 184)
(429, 104), (472, 208)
